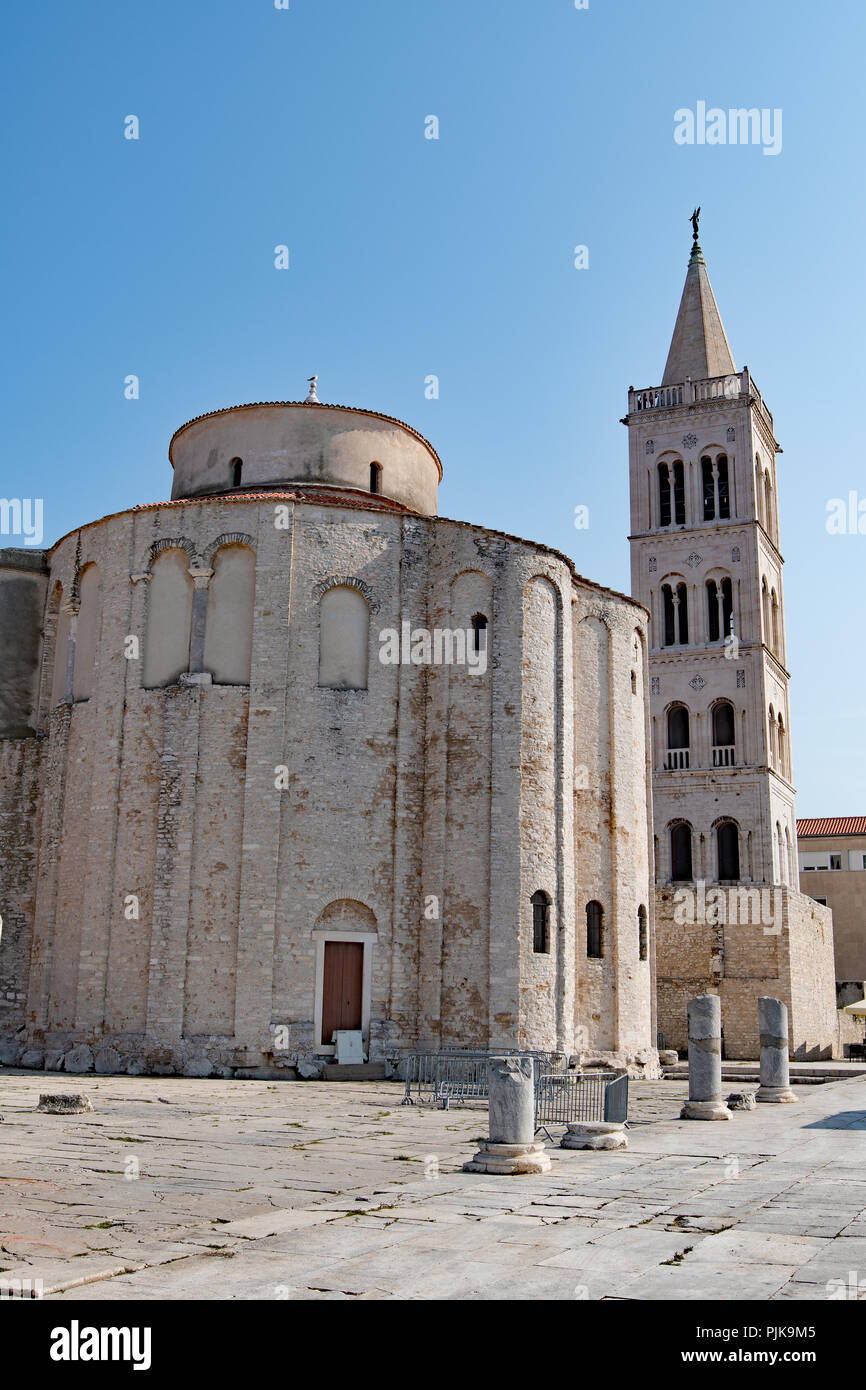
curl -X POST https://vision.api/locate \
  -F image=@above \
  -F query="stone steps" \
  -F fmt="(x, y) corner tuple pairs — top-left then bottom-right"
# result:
(664, 1063), (866, 1084)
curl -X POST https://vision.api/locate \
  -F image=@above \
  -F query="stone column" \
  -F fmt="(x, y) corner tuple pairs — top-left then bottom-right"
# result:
(755, 996), (797, 1103)
(187, 567), (213, 676)
(681, 994), (732, 1120)
(464, 1056), (551, 1174)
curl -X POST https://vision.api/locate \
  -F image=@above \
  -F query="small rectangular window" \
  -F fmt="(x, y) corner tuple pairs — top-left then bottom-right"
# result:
(830, 854), (842, 871)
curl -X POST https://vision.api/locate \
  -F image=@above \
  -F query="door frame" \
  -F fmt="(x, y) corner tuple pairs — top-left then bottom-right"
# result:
(312, 930), (376, 1054)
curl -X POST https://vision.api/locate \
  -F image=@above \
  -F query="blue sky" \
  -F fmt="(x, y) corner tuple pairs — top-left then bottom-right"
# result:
(2, 0), (864, 813)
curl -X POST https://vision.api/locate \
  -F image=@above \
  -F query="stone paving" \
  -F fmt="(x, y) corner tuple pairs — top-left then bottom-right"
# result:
(1, 1068), (865, 1300)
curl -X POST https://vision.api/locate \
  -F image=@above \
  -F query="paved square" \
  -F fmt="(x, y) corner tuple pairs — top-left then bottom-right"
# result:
(1, 1069), (865, 1300)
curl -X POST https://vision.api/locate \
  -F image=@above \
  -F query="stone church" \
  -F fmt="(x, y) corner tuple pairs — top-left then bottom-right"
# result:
(0, 383), (656, 1078)
(626, 221), (838, 1058)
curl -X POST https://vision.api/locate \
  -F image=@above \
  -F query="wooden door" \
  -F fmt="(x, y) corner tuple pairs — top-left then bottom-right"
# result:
(321, 941), (364, 1045)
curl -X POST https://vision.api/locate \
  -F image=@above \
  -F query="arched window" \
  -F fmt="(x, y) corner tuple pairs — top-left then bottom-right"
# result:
(716, 455), (730, 519)
(702, 457), (715, 520)
(586, 900), (604, 959)
(471, 613), (488, 654)
(717, 821), (740, 880)
(670, 823), (693, 881)
(662, 584), (675, 647)
(768, 705), (776, 765)
(706, 579), (720, 642)
(673, 461), (686, 525)
(761, 578), (770, 645)
(72, 563), (102, 702)
(721, 577), (733, 637)
(755, 455), (764, 525)
(230, 457), (243, 488)
(666, 705), (690, 769)
(712, 701), (735, 765)
(318, 585), (370, 690)
(143, 548), (194, 689)
(777, 715), (786, 778)
(370, 462), (382, 494)
(658, 462), (671, 527)
(676, 582), (689, 644)
(203, 545), (255, 685)
(771, 589), (779, 655)
(638, 904), (648, 961)
(531, 890), (550, 954)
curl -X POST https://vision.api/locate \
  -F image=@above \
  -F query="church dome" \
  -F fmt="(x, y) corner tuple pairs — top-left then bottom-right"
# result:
(168, 400), (442, 515)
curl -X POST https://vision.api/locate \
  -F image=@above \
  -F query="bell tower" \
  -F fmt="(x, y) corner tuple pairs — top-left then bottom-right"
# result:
(625, 214), (796, 893)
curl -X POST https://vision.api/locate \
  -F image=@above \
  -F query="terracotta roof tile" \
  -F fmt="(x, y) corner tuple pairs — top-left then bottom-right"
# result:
(797, 817), (866, 838)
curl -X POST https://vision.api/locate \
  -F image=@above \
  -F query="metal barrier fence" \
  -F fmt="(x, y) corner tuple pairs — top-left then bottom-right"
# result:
(401, 1050), (568, 1108)
(534, 1070), (628, 1127)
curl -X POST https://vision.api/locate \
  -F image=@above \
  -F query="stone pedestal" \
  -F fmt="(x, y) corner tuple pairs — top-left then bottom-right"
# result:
(756, 997), (797, 1103)
(464, 1140), (552, 1174)
(681, 994), (732, 1121)
(464, 1055), (552, 1175)
(37, 1093), (94, 1114)
(560, 1121), (627, 1150)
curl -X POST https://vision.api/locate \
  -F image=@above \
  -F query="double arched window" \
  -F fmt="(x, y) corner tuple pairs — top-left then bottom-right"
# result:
(658, 460), (686, 527)
(702, 453), (730, 521)
(143, 542), (254, 689)
(662, 582), (689, 646)
(706, 576), (733, 642)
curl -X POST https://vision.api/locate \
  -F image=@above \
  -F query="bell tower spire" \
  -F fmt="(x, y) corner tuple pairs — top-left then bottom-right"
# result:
(662, 209), (736, 386)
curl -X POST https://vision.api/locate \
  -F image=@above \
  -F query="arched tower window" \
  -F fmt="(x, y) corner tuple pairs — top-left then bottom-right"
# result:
(706, 579), (720, 642)
(702, 457), (716, 520)
(318, 584), (370, 690)
(230, 457), (243, 488)
(143, 548), (194, 689)
(771, 589), (780, 655)
(670, 823), (693, 882)
(673, 460), (686, 525)
(676, 582), (689, 644)
(768, 705), (776, 766)
(777, 714), (786, 779)
(666, 704), (690, 769)
(712, 701), (735, 766)
(721, 577), (733, 636)
(531, 890), (551, 954)
(72, 563), (102, 702)
(658, 463), (671, 527)
(370, 462), (382, 494)
(717, 821), (740, 881)
(586, 901), (604, 959)
(755, 454), (764, 525)
(716, 455), (730, 519)
(203, 545), (255, 685)
(638, 904), (648, 961)
(761, 578), (770, 645)
(471, 613), (488, 654)
(662, 584), (675, 647)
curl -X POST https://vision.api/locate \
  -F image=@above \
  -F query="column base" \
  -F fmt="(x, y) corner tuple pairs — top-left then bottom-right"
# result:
(463, 1141), (552, 1175)
(560, 1121), (627, 1151)
(680, 1099), (732, 1121)
(755, 1085), (798, 1104)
